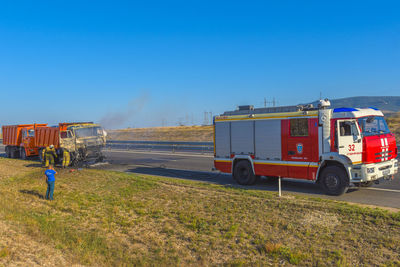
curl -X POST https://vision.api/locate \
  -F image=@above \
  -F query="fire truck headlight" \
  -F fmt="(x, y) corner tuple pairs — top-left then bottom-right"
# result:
(367, 167), (375, 174)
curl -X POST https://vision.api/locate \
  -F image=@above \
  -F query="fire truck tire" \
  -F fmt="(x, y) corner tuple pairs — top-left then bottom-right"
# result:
(359, 181), (374, 187)
(320, 165), (349, 196)
(20, 149), (27, 160)
(265, 176), (278, 183)
(233, 160), (256, 185)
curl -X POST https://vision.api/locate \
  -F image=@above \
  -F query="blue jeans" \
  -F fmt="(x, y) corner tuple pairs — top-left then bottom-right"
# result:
(46, 181), (55, 200)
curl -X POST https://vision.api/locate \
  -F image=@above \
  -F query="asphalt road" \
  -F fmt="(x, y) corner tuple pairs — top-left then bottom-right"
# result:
(1, 145), (399, 209)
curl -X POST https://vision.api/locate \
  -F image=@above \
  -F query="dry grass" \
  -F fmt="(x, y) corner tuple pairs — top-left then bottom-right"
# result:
(387, 112), (400, 143)
(0, 159), (400, 266)
(107, 125), (213, 141)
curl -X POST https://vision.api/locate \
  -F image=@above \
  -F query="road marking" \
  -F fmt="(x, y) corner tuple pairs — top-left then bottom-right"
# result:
(364, 187), (400, 193)
(104, 149), (214, 158)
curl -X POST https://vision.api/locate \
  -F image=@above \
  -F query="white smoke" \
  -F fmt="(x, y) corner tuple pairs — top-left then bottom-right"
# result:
(100, 92), (150, 129)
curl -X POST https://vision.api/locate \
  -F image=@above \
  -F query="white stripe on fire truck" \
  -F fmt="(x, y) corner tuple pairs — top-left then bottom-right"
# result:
(214, 159), (319, 168)
(255, 161), (319, 168)
(380, 138), (384, 162)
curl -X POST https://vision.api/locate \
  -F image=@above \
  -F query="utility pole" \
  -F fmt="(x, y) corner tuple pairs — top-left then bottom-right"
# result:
(264, 97), (267, 108)
(203, 111), (209, 125)
(185, 113), (189, 125)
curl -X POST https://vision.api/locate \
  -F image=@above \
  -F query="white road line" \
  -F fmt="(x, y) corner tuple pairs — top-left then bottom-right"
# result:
(104, 149), (214, 158)
(365, 187), (400, 193)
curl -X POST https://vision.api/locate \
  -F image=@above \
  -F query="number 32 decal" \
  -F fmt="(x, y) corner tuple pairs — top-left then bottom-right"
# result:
(348, 144), (355, 152)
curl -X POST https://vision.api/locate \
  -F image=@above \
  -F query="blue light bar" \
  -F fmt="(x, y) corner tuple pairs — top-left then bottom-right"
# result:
(333, 108), (359, 113)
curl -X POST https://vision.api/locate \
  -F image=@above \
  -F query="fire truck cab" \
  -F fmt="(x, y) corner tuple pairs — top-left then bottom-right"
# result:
(214, 100), (398, 195)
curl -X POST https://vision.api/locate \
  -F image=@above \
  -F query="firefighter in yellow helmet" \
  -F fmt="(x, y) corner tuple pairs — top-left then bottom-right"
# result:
(62, 149), (71, 168)
(44, 145), (57, 168)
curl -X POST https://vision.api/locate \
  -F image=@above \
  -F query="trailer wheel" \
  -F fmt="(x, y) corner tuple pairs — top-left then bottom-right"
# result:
(233, 160), (256, 185)
(20, 149), (27, 160)
(320, 165), (349, 196)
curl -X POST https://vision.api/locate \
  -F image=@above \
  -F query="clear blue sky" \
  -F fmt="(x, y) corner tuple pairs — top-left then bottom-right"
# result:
(1, 1), (399, 128)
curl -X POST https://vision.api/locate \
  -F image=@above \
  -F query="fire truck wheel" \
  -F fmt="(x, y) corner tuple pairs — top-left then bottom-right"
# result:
(233, 160), (256, 185)
(265, 176), (278, 183)
(320, 165), (349, 196)
(359, 181), (374, 187)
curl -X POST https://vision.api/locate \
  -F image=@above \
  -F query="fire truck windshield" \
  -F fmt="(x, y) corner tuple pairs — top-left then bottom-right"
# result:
(357, 116), (390, 136)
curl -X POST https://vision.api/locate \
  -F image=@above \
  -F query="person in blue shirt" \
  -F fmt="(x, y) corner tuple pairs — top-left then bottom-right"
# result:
(44, 165), (57, 200)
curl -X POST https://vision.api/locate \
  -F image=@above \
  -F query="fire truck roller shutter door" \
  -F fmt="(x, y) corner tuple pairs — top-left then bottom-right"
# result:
(254, 119), (281, 160)
(215, 122), (231, 158)
(231, 121), (254, 155)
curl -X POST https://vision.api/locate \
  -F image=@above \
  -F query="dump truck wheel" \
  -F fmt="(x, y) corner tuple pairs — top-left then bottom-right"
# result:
(11, 148), (19, 159)
(5, 147), (11, 158)
(38, 149), (44, 162)
(320, 165), (349, 196)
(20, 149), (27, 160)
(233, 160), (256, 185)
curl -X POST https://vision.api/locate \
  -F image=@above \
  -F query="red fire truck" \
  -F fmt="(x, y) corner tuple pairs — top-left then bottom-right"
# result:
(213, 100), (398, 195)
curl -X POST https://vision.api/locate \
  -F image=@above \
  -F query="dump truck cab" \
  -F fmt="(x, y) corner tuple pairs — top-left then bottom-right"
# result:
(59, 123), (107, 163)
(20, 127), (38, 158)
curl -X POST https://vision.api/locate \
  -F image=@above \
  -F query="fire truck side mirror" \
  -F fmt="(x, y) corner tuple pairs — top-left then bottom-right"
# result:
(353, 134), (361, 143)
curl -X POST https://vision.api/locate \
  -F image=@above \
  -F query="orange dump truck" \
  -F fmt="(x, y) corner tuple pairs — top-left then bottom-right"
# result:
(2, 124), (47, 159)
(3, 122), (107, 165)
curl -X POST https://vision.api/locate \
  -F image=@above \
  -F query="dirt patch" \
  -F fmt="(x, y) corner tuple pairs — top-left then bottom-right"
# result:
(0, 219), (69, 267)
(0, 158), (37, 180)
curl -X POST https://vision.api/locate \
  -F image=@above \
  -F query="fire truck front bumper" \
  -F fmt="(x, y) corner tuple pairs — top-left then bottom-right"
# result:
(349, 159), (398, 183)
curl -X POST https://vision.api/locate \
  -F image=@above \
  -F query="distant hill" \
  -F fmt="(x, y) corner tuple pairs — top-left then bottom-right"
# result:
(310, 96), (400, 114)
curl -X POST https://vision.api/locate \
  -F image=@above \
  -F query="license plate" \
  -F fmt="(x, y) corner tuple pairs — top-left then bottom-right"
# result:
(383, 169), (390, 176)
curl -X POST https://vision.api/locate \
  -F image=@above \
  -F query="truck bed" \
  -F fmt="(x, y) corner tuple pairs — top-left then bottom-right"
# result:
(35, 127), (60, 148)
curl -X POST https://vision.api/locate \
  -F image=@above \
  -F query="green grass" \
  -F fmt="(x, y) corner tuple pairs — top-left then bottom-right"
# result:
(0, 158), (400, 266)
